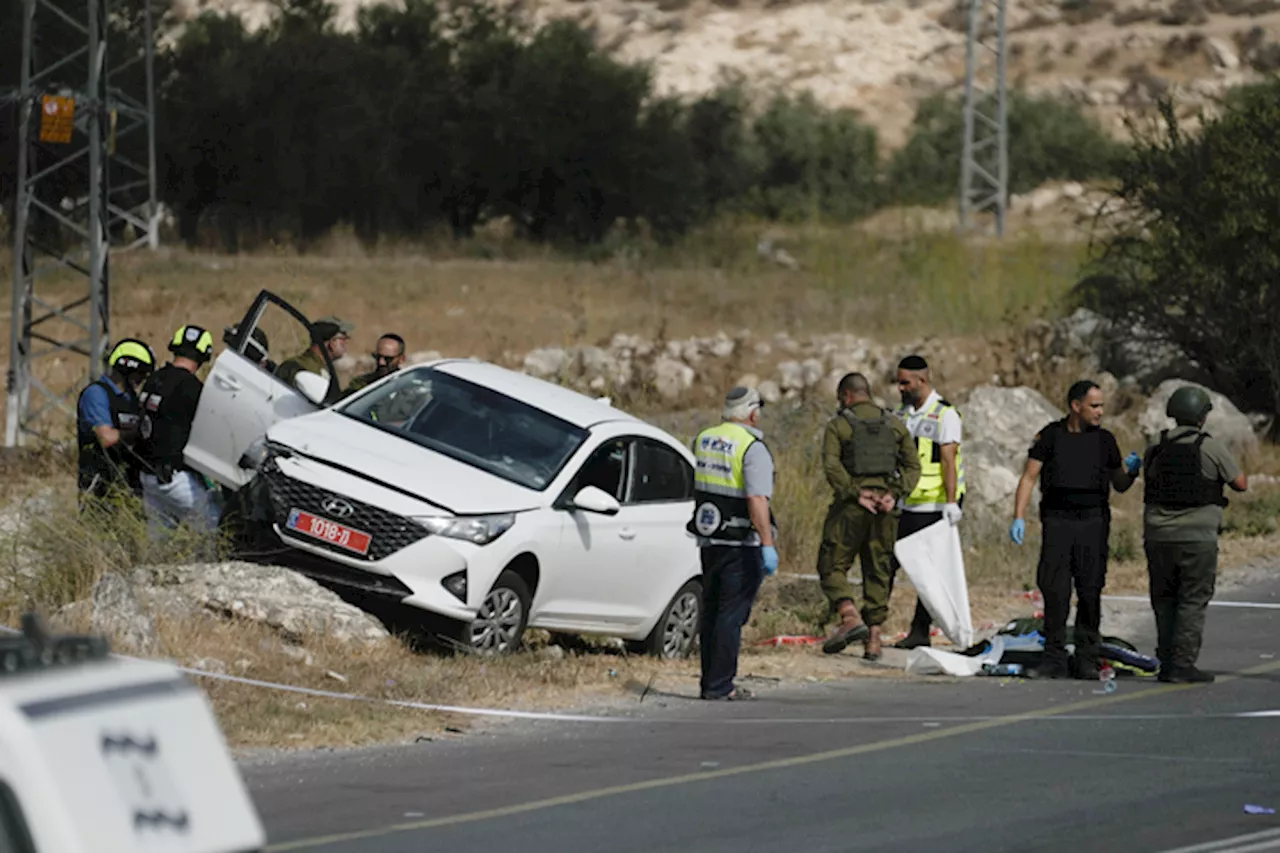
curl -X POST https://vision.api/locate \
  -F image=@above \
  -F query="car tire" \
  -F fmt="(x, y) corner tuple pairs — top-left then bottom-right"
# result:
(459, 570), (532, 655)
(641, 579), (702, 660)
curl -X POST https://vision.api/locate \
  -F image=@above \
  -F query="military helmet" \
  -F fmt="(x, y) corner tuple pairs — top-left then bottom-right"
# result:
(169, 324), (215, 364)
(1167, 385), (1212, 426)
(105, 338), (156, 378)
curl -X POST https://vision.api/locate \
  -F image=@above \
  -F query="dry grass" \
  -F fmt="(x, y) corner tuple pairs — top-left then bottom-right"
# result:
(0, 223), (1085, 436)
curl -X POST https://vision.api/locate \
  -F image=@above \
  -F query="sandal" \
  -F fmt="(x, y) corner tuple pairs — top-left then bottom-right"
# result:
(702, 686), (756, 701)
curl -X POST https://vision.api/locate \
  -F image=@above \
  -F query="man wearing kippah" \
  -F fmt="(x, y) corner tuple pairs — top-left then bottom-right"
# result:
(687, 386), (778, 701)
(891, 354), (967, 650)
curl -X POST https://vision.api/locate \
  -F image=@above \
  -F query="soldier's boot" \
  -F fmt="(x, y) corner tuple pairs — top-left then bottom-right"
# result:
(1159, 665), (1215, 684)
(822, 600), (870, 655)
(863, 625), (883, 661)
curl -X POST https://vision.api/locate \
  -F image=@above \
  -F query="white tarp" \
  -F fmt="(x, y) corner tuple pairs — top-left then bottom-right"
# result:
(893, 518), (975, 651)
(905, 635), (1005, 677)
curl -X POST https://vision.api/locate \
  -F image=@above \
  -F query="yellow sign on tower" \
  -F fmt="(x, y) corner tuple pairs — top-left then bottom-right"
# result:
(38, 95), (76, 144)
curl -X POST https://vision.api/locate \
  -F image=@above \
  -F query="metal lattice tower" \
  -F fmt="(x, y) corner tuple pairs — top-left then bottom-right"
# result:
(958, 0), (1009, 237)
(5, 0), (158, 447)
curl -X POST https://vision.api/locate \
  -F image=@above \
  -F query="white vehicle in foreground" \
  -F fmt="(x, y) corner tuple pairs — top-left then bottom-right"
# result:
(0, 614), (266, 853)
(185, 291), (704, 657)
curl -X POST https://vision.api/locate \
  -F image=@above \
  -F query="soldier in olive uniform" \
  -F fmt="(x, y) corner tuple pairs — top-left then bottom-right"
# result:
(819, 373), (922, 660)
(276, 316), (353, 404)
(1143, 385), (1249, 684)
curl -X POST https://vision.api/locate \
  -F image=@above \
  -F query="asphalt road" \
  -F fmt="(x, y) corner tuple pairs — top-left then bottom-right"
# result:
(241, 573), (1280, 853)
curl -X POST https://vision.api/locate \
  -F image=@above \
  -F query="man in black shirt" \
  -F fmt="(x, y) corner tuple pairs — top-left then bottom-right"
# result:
(137, 324), (221, 534)
(1010, 380), (1142, 678)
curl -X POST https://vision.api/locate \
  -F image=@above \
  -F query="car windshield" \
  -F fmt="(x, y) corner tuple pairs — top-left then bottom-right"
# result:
(335, 366), (588, 492)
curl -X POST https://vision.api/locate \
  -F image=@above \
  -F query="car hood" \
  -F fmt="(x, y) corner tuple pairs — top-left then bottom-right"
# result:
(266, 410), (546, 515)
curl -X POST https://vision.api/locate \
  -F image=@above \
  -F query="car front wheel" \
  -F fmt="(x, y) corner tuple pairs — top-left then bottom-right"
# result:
(463, 570), (531, 655)
(641, 579), (702, 660)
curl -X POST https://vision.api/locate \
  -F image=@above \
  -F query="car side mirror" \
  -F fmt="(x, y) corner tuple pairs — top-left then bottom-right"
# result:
(571, 486), (621, 516)
(295, 371), (328, 406)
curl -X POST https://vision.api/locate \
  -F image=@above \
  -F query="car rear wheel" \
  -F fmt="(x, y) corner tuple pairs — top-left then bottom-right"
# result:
(464, 570), (531, 655)
(641, 579), (702, 659)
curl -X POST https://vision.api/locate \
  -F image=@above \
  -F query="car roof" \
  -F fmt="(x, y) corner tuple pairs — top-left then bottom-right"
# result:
(428, 359), (646, 430)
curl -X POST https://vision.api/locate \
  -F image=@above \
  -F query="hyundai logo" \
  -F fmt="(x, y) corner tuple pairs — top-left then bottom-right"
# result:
(321, 497), (354, 519)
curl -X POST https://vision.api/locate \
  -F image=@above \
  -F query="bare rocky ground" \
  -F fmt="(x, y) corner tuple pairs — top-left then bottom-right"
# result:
(172, 0), (1280, 148)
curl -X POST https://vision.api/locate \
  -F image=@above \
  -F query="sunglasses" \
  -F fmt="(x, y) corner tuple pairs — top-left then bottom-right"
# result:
(372, 353), (399, 364)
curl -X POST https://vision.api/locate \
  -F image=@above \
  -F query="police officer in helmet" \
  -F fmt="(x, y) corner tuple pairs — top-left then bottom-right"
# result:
(818, 373), (921, 660)
(76, 338), (156, 502)
(1010, 379), (1141, 679)
(137, 325), (220, 533)
(688, 386), (778, 701)
(1143, 385), (1248, 684)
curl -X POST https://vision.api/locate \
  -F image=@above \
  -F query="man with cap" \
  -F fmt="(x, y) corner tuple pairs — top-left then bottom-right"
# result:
(276, 315), (353, 404)
(890, 354), (966, 650)
(1142, 385), (1249, 684)
(76, 338), (156, 504)
(818, 372), (921, 660)
(1010, 379), (1141, 679)
(687, 386), (778, 701)
(137, 324), (221, 534)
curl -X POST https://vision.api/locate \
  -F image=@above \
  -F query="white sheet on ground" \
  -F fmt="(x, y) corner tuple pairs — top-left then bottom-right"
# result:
(893, 517), (975, 650)
(905, 635), (1005, 677)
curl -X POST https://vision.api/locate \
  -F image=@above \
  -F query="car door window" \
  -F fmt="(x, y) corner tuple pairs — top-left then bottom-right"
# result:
(627, 439), (694, 504)
(224, 291), (336, 397)
(568, 438), (632, 502)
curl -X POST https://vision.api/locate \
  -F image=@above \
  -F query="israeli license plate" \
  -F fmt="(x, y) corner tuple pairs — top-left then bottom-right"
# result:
(286, 508), (372, 555)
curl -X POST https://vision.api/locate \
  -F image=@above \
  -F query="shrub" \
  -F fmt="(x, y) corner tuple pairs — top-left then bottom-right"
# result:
(1080, 82), (1280, 428)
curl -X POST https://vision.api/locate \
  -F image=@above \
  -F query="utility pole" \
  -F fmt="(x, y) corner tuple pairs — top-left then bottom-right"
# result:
(5, 0), (159, 448)
(958, 0), (1009, 237)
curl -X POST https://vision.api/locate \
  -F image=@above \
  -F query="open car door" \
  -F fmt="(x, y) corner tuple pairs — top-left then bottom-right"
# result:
(184, 290), (339, 489)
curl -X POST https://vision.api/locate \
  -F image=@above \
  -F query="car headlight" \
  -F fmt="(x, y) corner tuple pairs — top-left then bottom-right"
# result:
(419, 513), (515, 545)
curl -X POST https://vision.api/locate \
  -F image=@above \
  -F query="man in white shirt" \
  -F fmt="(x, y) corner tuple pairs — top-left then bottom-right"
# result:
(891, 354), (966, 649)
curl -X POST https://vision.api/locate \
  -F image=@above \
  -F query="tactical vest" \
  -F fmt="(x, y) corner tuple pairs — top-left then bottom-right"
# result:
(687, 422), (775, 543)
(1040, 422), (1109, 496)
(839, 406), (898, 477)
(138, 365), (200, 474)
(896, 397), (966, 510)
(1143, 430), (1227, 509)
(76, 377), (141, 497)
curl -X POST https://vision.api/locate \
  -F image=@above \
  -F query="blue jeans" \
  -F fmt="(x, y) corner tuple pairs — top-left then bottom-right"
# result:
(699, 545), (765, 698)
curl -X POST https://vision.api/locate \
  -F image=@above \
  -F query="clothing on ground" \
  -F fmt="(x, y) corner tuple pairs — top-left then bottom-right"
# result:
(1146, 539), (1218, 669)
(1143, 426), (1242, 543)
(699, 545), (765, 699)
(141, 470), (220, 533)
(1037, 511), (1109, 670)
(1029, 419), (1122, 517)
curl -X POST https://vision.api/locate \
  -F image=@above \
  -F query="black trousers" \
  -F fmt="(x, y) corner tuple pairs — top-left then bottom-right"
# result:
(1038, 510), (1109, 669)
(699, 545), (765, 699)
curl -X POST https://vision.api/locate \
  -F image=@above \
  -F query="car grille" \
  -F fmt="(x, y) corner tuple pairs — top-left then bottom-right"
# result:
(263, 467), (429, 562)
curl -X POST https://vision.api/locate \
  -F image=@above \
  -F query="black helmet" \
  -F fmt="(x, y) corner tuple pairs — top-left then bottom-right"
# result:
(169, 324), (214, 364)
(1167, 385), (1213, 426)
(106, 338), (156, 378)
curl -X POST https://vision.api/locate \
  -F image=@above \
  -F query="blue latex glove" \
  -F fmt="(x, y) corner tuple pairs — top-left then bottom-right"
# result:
(1124, 451), (1142, 476)
(1010, 518), (1026, 545)
(761, 545), (779, 576)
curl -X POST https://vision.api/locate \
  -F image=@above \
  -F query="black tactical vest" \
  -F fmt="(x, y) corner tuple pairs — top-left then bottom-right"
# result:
(1143, 430), (1226, 509)
(76, 377), (141, 496)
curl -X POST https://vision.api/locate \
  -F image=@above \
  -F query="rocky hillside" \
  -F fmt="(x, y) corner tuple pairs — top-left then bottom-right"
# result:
(175, 0), (1280, 148)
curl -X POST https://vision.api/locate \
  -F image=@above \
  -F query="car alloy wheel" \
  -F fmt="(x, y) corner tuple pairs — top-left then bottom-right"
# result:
(469, 587), (524, 653)
(661, 588), (701, 659)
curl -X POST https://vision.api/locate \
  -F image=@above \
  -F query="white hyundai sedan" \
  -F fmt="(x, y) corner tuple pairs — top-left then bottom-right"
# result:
(183, 291), (703, 658)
